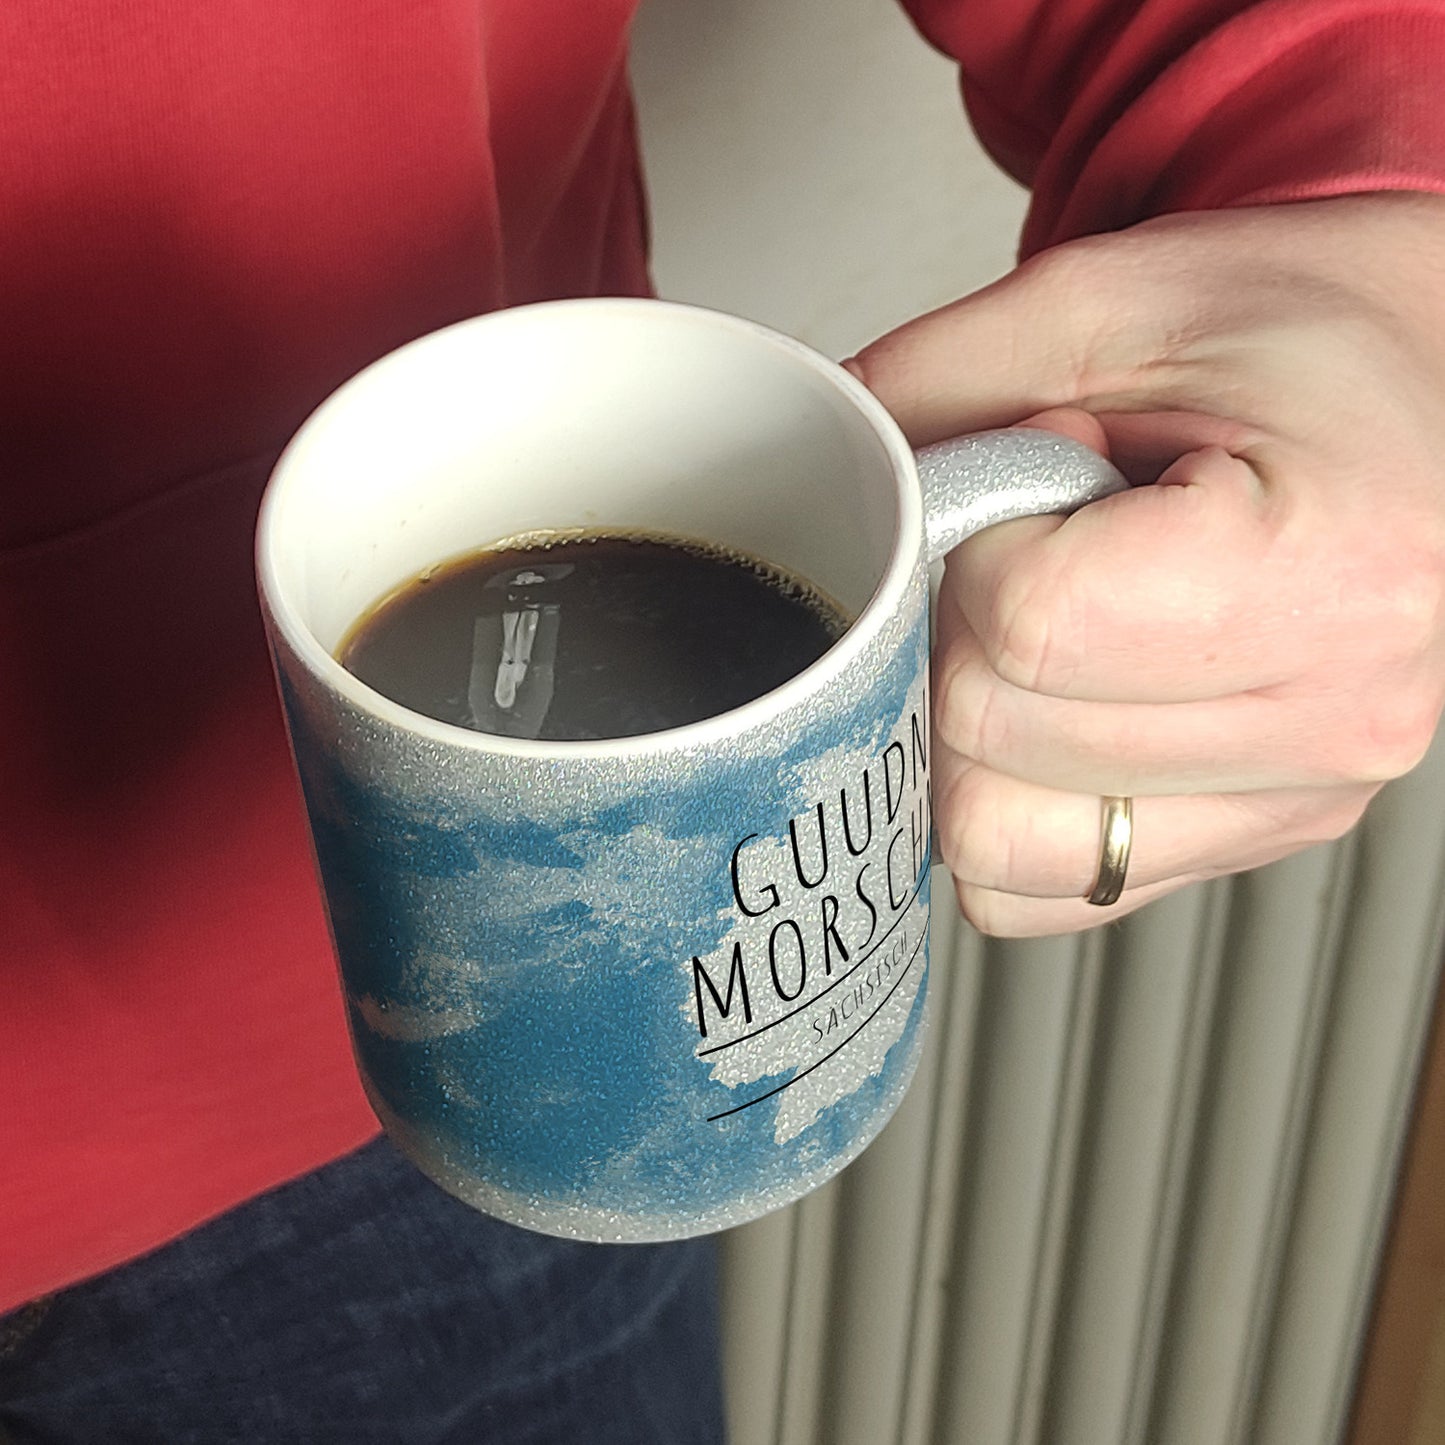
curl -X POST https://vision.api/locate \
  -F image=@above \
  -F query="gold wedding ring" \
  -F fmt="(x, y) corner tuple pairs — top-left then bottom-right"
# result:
(1087, 795), (1134, 907)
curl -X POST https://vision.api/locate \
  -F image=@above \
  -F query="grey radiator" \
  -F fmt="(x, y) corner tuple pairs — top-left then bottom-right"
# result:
(718, 735), (1445, 1445)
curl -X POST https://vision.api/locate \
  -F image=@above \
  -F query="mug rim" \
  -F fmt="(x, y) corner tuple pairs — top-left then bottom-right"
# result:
(256, 297), (923, 759)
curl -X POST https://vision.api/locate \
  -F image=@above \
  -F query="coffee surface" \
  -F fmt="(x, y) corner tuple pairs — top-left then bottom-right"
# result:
(338, 534), (849, 740)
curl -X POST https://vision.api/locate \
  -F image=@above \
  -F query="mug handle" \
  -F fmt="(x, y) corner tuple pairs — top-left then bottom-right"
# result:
(916, 428), (1129, 562)
(914, 428), (1126, 874)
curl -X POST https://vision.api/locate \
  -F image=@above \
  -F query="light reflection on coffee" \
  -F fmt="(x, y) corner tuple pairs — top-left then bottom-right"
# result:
(338, 533), (850, 740)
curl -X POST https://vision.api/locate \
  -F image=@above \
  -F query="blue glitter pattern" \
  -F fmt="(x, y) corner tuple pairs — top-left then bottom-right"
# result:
(280, 614), (931, 1237)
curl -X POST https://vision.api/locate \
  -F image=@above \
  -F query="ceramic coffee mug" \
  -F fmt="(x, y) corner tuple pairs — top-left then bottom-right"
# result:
(256, 298), (1125, 1241)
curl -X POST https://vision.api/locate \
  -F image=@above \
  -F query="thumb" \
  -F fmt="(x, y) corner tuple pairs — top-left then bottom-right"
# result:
(1014, 406), (1112, 459)
(844, 246), (1156, 447)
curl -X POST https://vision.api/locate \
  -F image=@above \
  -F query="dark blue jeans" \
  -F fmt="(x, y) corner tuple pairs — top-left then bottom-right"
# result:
(0, 1139), (725, 1444)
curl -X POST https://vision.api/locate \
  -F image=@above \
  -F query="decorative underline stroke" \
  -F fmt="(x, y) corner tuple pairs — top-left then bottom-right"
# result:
(704, 924), (927, 1123)
(695, 858), (928, 1059)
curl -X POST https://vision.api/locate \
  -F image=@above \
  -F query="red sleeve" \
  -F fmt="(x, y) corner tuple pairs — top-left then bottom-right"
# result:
(900, 0), (1445, 255)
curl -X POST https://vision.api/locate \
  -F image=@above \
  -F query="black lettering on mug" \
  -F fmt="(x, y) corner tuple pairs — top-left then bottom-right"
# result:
(693, 942), (753, 1039)
(911, 794), (930, 880)
(884, 741), (907, 824)
(840, 771), (873, 857)
(789, 803), (829, 890)
(768, 918), (808, 1003)
(820, 894), (849, 976)
(854, 864), (880, 950)
(911, 708), (928, 790)
(730, 834), (781, 918)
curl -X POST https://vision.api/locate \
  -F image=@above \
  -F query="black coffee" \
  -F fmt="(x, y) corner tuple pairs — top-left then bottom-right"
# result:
(338, 534), (849, 740)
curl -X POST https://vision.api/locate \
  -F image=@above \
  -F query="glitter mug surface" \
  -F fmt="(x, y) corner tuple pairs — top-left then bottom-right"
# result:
(256, 299), (1124, 1241)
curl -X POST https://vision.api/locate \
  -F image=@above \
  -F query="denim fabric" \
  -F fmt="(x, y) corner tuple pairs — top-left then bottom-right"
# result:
(0, 1139), (725, 1444)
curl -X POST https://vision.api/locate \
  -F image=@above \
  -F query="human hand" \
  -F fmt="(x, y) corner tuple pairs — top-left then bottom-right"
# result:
(848, 193), (1445, 936)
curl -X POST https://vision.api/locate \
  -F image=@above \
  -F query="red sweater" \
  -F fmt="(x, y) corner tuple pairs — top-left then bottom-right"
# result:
(3, 0), (1442, 1311)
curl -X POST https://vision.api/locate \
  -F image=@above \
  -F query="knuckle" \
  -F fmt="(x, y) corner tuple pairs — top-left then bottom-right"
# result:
(984, 563), (1080, 693)
(936, 767), (1017, 890)
(929, 633), (974, 749)
(1011, 237), (1146, 392)
(1370, 546), (1445, 660)
(1348, 691), (1441, 781)
(933, 654), (1009, 767)
(1016, 239), (1113, 332)
(954, 881), (1016, 938)
(963, 680), (1011, 771)
(1401, 567), (1445, 653)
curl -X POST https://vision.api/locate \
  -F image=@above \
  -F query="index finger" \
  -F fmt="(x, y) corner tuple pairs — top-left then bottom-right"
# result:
(948, 443), (1296, 703)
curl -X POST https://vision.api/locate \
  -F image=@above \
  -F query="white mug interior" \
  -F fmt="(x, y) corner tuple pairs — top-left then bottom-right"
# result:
(259, 300), (920, 732)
